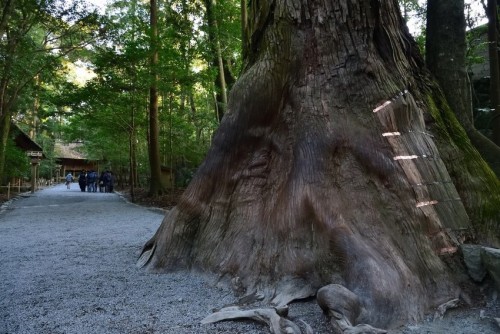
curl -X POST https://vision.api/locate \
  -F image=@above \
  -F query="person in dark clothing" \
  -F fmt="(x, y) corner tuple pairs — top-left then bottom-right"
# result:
(99, 171), (106, 192)
(103, 171), (111, 193)
(86, 170), (97, 192)
(78, 170), (87, 192)
(108, 171), (114, 193)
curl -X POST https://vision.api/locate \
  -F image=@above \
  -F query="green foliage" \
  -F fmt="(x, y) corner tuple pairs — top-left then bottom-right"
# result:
(55, 0), (237, 188)
(0, 0), (108, 183)
(413, 27), (426, 55)
(0, 0), (241, 189)
(3, 138), (30, 183)
(36, 137), (57, 180)
(466, 24), (488, 69)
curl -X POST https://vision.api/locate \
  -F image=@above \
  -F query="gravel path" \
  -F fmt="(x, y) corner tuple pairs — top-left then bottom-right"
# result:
(0, 184), (498, 334)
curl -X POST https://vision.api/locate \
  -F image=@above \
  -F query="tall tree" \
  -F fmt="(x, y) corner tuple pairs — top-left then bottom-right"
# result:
(139, 0), (500, 330)
(204, 0), (228, 121)
(241, 0), (248, 59)
(485, 0), (500, 146)
(427, 0), (500, 177)
(148, 0), (166, 195)
(203, 0), (239, 122)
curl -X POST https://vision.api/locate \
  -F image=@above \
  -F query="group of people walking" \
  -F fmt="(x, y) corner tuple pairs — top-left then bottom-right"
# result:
(65, 170), (114, 193)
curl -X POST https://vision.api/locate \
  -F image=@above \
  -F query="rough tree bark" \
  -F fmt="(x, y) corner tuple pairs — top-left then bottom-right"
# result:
(427, 0), (500, 178)
(140, 0), (500, 330)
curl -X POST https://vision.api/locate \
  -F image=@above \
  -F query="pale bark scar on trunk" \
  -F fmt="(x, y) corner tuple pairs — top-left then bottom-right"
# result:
(373, 90), (470, 250)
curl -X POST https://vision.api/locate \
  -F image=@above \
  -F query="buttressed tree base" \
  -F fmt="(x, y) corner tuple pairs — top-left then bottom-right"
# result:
(139, 0), (500, 331)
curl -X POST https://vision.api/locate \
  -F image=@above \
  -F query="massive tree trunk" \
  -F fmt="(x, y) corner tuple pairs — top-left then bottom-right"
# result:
(141, 0), (500, 329)
(427, 0), (500, 178)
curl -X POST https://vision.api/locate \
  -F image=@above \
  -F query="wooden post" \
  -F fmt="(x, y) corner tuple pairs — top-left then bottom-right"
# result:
(30, 157), (40, 194)
(26, 151), (42, 193)
(7, 182), (10, 200)
(31, 162), (36, 194)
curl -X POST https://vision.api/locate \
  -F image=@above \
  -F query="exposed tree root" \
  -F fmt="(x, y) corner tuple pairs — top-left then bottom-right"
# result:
(433, 298), (459, 320)
(317, 284), (388, 334)
(202, 284), (390, 334)
(201, 305), (313, 334)
(136, 242), (155, 268)
(270, 278), (317, 307)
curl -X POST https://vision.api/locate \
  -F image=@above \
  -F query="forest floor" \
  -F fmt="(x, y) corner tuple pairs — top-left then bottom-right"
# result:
(120, 186), (186, 211)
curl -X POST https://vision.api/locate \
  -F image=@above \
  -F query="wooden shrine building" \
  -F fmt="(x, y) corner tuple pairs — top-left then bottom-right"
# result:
(53, 140), (99, 181)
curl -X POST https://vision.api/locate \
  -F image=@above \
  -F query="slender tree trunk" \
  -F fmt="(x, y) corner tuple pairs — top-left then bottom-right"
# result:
(0, 0), (14, 36)
(486, 0), (500, 146)
(0, 108), (12, 183)
(30, 75), (40, 138)
(205, 0), (228, 121)
(0, 41), (16, 184)
(141, 0), (500, 329)
(241, 0), (248, 60)
(129, 104), (136, 203)
(427, 0), (500, 177)
(188, 92), (201, 142)
(148, 0), (165, 196)
(129, 0), (139, 196)
(169, 93), (174, 191)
